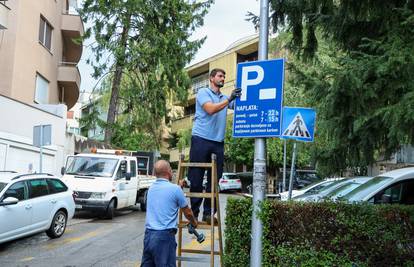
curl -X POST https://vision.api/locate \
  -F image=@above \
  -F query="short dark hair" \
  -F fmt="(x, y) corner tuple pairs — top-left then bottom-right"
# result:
(210, 68), (226, 78)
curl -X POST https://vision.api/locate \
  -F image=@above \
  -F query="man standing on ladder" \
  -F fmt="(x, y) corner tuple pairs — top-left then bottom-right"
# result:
(188, 68), (242, 224)
(141, 160), (198, 267)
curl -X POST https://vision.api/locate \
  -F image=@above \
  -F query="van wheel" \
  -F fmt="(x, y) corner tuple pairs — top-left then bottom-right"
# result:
(140, 190), (147, 212)
(104, 199), (115, 219)
(46, 210), (67, 238)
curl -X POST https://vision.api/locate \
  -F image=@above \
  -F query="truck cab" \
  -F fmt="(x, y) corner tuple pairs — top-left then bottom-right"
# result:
(61, 149), (155, 219)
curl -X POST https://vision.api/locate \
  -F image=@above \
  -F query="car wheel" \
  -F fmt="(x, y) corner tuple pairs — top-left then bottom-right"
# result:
(46, 210), (67, 238)
(140, 190), (147, 212)
(104, 199), (116, 219)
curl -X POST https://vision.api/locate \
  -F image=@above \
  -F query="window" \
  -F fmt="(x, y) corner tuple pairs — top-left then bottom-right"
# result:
(66, 156), (118, 177)
(39, 16), (53, 50)
(116, 161), (127, 179)
(28, 179), (49, 198)
(137, 157), (149, 175)
(130, 160), (137, 177)
(191, 72), (209, 95)
(2, 182), (28, 201)
(373, 179), (414, 205)
(35, 73), (49, 104)
(47, 179), (68, 194)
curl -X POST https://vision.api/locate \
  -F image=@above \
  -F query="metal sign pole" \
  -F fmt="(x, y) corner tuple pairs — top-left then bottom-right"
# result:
(39, 125), (43, 173)
(282, 139), (287, 192)
(250, 0), (269, 266)
(287, 142), (297, 200)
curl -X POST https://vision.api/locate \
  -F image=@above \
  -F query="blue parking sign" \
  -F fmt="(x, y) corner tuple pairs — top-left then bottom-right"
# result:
(233, 59), (285, 138)
(281, 107), (316, 142)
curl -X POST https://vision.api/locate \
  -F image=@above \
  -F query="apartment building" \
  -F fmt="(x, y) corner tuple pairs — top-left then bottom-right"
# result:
(0, 0), (83, 109)
(0, 0), (83, 174)
(169, 35), (259, 165)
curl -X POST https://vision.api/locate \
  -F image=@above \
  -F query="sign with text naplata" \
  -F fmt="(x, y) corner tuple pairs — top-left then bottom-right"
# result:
(233, 58), (285, 138)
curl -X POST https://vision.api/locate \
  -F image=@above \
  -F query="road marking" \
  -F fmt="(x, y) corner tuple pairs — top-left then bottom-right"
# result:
(183, 231), (219, 250)
(120, 260), (141, 267)
(44, 227), (105, 250)
(20, 257), (34, 262)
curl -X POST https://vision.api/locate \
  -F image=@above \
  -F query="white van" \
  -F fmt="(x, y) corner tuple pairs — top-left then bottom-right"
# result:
(61, 150), (155, 219)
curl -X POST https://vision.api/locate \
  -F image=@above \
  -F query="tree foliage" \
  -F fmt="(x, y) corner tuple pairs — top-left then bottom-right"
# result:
(80, 0), (212, 147)
(265, 0), (414, 174)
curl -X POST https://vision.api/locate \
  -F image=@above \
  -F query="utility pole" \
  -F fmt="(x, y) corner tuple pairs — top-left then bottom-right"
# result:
(250, 0), (269, 266)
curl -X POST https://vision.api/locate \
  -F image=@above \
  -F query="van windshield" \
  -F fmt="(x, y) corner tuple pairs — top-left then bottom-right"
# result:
(66, 157), (118, 178)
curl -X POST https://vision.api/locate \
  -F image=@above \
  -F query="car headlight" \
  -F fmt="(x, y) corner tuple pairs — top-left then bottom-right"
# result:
(90, 192), (106, 199)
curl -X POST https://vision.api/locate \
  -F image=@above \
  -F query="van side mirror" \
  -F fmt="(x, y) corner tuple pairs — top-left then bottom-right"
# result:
(126, 172), (132, 181)
(0, 197), (19, 206)
(61, 167), (66, 175)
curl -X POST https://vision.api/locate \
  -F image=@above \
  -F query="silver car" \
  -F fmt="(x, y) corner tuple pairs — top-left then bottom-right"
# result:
(340, 167), (414, 204)
(0, 172), (75, 244)
(293, 176), (373, 202)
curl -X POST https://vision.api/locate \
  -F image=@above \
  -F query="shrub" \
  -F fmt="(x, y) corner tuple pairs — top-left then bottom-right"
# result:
(224, 198), (414, 267)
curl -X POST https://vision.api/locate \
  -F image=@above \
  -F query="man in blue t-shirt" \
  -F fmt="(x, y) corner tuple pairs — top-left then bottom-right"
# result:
(188, 68), (242, 224)
(141, 160), (197, 267)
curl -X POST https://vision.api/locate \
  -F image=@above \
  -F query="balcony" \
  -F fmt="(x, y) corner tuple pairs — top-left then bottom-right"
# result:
(0, 1), (10, 30)
(61, 9), (84, 63)
(58, 62), (81, 109)
(171, 115), (194, 134)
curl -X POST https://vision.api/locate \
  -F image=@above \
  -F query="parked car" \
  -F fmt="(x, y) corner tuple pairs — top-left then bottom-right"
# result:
(340, 167), (414, 204)
(0, 172), (75, 244)
(293, 176), (373, 202)
(278, 178), (342, 201)
(218, 173), (242, 192)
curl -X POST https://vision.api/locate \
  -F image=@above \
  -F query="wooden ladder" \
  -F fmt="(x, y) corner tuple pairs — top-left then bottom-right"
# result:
(175, 154), (224, 267)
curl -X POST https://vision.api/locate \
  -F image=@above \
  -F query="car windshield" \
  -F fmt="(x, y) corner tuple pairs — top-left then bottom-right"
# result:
(65, 156), (118, 178)
(302, 179), (347, 196)
(340, 176), (393, 202)
(0, 182), (7, 193)
(223, 174), (238, 180)
(326, 182), (364, 198)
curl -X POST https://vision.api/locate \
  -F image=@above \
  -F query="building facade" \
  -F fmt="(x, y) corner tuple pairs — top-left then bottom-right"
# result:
(169, 35), (259, 165)
(0, 0), (83, 174)
(0, 0), (83, 110)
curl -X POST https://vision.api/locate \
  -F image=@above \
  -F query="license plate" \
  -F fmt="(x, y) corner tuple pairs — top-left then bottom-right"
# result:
(75, 204), (82, 209)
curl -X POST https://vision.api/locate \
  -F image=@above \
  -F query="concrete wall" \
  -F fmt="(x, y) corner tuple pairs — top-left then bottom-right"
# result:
(0, 95), (67, 175)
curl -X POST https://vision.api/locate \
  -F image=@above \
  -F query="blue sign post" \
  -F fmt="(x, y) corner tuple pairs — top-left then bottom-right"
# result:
(281, 107), (316, 142)
(233, 58), (284, 138)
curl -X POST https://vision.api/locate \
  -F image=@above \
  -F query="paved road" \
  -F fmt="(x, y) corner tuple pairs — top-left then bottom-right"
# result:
(0, 193), (240, 267)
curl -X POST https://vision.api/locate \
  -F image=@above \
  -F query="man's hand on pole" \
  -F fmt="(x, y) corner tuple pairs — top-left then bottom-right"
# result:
(229, 88), (242, 102)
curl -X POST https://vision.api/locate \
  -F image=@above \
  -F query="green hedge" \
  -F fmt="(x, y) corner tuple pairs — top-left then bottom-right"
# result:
(224, 198), (414, 267)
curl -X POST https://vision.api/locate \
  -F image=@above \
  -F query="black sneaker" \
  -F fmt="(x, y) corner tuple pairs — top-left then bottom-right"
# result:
(202, 214), (218, 225)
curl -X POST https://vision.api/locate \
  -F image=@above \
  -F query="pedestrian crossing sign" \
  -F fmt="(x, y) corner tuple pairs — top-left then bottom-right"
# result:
(281, 107), (316, 142)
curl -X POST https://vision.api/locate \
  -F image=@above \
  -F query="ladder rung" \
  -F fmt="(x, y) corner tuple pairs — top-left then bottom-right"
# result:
(180, 162), (214, 168)
(181, 249), (220, 255)
(178, 222), (218, 229)
(185, 192), (213, 198)
(176, 256), (210, 263)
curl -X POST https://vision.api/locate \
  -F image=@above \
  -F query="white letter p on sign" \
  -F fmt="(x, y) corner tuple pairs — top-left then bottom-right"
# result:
(240, 65), (264, 101)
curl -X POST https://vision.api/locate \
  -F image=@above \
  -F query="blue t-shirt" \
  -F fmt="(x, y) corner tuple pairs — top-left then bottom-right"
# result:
(145, 178), (188, 230)
(192, 88), (233, 142)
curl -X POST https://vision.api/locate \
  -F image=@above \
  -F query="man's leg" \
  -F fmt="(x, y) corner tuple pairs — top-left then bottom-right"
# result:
(203, 141), (224, 218)
(188, 135), (210, 218)
(152, 231), (177, 267)
(141, 230), (155, 267)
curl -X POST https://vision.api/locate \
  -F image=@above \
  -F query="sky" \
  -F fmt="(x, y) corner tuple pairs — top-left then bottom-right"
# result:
(77, 0), (260, 93)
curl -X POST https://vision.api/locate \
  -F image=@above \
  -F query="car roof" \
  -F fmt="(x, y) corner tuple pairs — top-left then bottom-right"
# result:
(0, 172), (57, 183)
(72, 153), (135, 160)
(378, 167), (414, 180)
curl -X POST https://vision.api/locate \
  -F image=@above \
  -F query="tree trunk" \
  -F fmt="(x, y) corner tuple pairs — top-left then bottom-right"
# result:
(104, 16), (130, 143)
